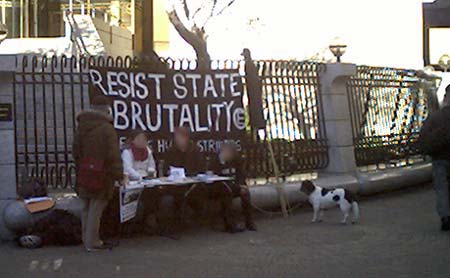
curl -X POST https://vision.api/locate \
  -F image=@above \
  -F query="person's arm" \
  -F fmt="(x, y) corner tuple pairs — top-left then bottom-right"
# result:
(147, 148), (156, 177)
(104, 125), (124, 181)
(121, 149), (142, 180)
(209, 155), (221, 174)
(235, 158), (247, 186)
(419, 114), (447, 155)
(192, 149), (206, 175)
(163, 148), (174, 176)
(72, 131), (81, 166)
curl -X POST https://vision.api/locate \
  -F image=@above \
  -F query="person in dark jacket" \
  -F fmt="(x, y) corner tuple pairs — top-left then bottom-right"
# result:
(72, 96), (125, 251)
(210, 142), (257, 231)
(419, 86), (450, 231)
(164, 127), (206, 176)
(164, 127), (243, 233)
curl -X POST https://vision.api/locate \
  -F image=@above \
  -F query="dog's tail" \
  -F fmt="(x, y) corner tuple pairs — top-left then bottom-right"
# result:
(351, 201), (360, 223)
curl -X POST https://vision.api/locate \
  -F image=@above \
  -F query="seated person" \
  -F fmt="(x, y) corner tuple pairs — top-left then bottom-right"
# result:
(121, 130), (156, 181)
(164, 127), (205, 176)
(210, 142), (257, 231)
(164, 127), (243, 233)
(121, 130), (159, 234)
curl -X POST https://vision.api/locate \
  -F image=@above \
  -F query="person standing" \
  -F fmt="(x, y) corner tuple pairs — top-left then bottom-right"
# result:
(419, 86), (450, 231)
(73, 96), (125, 251)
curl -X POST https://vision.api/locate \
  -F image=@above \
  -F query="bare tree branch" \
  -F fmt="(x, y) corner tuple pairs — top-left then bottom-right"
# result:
(167, 0), (237, 69)
(167, 10), (211, 69)
(203, 0), (236, 27)
(214, 0), (236, 17)
(182, 0), (190, 19)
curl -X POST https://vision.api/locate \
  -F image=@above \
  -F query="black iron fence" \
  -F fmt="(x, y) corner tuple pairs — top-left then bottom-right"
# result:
(347, 66), (429, 167)
(14, 55), (329, 188)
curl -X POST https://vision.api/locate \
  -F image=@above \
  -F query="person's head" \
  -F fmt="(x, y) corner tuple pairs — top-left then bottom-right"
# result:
(444, 85), (450, 107)
(127, 129), (149, 149)
(91, 95), (111, 115)
(241, 48), (252, 60)
(174, 127), (190, 151)
(220, 142), (238, 162)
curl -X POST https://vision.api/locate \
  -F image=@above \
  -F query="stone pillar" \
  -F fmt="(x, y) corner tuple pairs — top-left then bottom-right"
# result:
(133, 0), (154, 56)
(0, 55), (17, 241)
(0, 55), (17, 200)
(319, 63), (358, 175)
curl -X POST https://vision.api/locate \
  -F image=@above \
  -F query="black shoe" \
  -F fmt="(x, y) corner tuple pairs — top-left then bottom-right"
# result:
(225, 223), (245, 234)
(441, 217), (450, 231)
(86, 243), (113, 252)
(158, 226), (181, 240)
(245, 221), (257, 231)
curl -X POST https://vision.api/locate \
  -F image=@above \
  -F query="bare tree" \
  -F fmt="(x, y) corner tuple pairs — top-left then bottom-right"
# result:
(167, 0), (236, 70)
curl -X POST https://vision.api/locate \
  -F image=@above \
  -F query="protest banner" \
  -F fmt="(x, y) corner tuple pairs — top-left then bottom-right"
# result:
(89, 67), (246, 153)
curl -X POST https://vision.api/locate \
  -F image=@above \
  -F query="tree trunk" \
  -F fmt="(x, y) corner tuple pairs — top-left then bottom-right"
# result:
(168, 11), (211, 70)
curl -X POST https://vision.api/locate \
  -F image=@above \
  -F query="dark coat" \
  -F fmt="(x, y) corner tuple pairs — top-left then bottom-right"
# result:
(209, 155), (246, 186)
(72, 110), (123, 200)
(418, 106), (450, 161)
(244, 56), (266, 129)
(164, 142), (206, 176)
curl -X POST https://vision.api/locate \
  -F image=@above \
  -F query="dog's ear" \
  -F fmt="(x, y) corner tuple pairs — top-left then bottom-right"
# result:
(300, 180), (315, 195)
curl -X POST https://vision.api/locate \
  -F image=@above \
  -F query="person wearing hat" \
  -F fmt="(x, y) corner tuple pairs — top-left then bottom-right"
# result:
(121, 130), (156, 181)
(419, 86), (450, 231)
(210, 142), (257, 231)
(73, 95), (125, 251)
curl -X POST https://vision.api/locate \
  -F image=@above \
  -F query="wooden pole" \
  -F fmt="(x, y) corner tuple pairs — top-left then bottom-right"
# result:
(266, 138), (289, 218)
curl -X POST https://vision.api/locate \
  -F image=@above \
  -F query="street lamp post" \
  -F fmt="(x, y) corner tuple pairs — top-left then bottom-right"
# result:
(329, 37), (347, 63)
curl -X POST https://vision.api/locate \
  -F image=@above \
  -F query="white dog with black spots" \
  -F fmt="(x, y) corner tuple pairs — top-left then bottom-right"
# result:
(300, 180), (360, 224)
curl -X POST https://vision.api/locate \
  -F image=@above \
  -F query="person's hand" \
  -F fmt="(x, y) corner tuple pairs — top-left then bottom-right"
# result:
(119, 175), (129, 187)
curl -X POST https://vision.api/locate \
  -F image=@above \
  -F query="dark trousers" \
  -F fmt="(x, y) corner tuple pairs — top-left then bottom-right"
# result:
(139, 184), (235, 232)
(432, 160), (450, 219)
(139, 182), (254, 231)
(222, 181), (253, 223)
(188, 183), (236, 228)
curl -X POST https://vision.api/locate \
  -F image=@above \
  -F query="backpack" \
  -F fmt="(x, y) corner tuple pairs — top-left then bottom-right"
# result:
(77, 156), (107, 193)
(18, 176), (47, 199)
(19, 209), (82, 247)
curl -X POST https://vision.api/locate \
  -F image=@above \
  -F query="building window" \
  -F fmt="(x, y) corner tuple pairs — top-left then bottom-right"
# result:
(0, 0), (133, 38)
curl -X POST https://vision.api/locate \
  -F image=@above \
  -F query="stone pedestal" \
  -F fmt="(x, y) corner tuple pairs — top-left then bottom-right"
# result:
(319, 63), (357, 175)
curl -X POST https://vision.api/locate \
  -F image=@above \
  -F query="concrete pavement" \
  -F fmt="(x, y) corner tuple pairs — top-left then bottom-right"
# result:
(0, 184), (448, 278)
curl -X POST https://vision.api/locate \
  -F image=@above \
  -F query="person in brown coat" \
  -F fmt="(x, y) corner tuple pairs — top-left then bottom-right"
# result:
(72, 96), (125, 251)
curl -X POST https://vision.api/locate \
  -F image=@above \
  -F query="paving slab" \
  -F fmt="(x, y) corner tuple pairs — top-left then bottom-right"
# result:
(0, 185), (448, 278)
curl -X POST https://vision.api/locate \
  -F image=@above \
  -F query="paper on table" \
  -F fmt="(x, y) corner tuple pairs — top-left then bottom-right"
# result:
(168, 166), (186, 181)
(24, 197), (53, 204)
(126, 181), (145, 190)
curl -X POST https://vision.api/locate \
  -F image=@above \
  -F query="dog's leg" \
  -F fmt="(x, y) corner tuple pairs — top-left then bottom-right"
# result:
(340, 202), (350, 224)
(318, 210), (324, 222)
(351, 201), (359, 224)
(311, 203), (320, 223)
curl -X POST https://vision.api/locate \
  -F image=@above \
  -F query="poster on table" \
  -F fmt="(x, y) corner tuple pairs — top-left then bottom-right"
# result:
(119, 186), (144, 223)
(89, 66), (246, 153)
